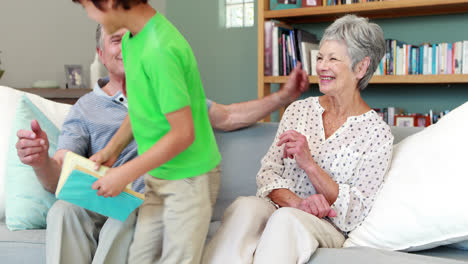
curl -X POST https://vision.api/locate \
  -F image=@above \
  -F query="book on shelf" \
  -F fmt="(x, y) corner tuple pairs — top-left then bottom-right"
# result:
(310, 49), (319, 76)
(272, 25), (279, 76)
(463, 40), (468, 74)
(288, 31), (298, 69)
(56, 151), (144, 222)
(454, 41), (463, 74)
(447, 43), (453, 75)
(264, 21), (275, 76)
(296, 29), (319, 75)
(440, 43), (447, 74)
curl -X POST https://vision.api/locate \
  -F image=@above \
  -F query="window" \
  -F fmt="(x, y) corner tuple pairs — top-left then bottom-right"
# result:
(226, 0), (254, 28)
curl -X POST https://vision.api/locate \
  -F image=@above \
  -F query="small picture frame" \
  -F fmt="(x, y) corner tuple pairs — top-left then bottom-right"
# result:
(64, 64), (85, 89)
(395, 115), (415, 127)
(415, 114), (431, 127)
(270, 0), (301, 10)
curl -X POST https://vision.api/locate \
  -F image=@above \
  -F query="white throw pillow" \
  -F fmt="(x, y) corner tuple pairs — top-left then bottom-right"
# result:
(0, 86), (71, 221)
(0, 87), (24, 221)
(344, 101), (468, 251)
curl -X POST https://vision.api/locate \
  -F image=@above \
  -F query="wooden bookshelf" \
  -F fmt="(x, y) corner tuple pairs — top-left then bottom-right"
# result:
(264, 0), (468, 23)
(258, 0), (468, 121)
(16, 88), (91, 104)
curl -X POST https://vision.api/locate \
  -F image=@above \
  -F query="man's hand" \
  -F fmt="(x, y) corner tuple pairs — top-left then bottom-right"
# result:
(91, 167), (130, 197)
(16, 120), (49, 168)
(90, 147), (119, 171)
(294, 194), (337, 218)
(277, 62), (309, 105)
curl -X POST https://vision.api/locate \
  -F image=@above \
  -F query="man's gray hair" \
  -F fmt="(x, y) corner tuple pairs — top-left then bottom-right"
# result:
(320, 14), (385, 91)
(96, 24), (104, 50)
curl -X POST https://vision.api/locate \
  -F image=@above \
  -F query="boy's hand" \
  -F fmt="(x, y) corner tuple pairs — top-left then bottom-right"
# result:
(92, 167), (129, 197)
(90, 147), (119, 171)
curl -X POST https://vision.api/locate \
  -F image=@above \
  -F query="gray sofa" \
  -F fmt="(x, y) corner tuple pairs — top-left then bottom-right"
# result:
(1, 123), (468, 264)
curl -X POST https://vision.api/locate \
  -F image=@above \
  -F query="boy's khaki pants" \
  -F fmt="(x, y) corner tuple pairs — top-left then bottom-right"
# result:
(128, 167), (220, 264)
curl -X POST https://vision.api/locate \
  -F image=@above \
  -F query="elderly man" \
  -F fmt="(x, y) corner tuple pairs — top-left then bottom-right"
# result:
(15, 24), (309, 264)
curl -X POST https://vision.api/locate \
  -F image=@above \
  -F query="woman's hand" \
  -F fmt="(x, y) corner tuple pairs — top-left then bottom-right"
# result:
(294, 194), (336, 218)
(277, 130), (317, 172)
(91, 167), (129, 197)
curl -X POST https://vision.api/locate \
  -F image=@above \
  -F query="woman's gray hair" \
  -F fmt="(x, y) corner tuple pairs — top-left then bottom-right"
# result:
(320, 14), (385, 90)
(96, 24), (104, 50)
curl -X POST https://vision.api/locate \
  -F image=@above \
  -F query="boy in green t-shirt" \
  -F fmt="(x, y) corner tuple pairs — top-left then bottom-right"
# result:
(72, 1), (221, 263)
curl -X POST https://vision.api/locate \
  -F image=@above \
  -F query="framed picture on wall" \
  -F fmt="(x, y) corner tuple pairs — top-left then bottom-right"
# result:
(64, 64), (85, 89)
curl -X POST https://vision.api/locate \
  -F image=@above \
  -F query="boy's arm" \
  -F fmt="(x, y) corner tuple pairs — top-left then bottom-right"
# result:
(90, 114), (134, 169)
(92, 106), (195, 197)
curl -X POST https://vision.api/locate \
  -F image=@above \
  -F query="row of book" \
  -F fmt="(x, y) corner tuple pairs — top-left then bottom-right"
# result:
(271, 0), (383, 10)
(375, 107), (450, 127)
(375, 40), (468, 76)
(264, 21), (319, 76)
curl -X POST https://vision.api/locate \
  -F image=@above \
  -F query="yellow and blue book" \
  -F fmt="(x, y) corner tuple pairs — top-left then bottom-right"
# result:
(56, 151), (144, 222)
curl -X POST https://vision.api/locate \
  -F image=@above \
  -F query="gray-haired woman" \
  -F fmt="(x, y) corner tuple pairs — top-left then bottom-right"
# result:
(203, 15), (393, 264)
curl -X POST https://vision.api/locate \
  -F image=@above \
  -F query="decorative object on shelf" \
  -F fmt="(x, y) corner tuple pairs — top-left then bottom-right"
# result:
(270, 0), (301, 10)
(64, 64), (85, 89)
(31, 80), (60, 89)
(0, 51), (4, 80)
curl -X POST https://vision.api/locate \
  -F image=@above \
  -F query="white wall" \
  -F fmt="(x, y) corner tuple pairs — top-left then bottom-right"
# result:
(0, 0), (165, 88)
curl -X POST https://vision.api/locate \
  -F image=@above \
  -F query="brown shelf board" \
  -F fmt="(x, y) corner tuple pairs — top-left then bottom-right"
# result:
(265, 0), (468, 23)
(263, 74), (468, 84)
(16, 88), (92, 99)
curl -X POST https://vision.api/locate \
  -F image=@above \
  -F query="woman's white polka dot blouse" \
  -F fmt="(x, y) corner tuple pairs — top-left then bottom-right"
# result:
(256, 97), (394, 232)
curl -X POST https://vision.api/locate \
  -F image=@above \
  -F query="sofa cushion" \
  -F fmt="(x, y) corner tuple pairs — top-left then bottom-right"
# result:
(211, 124), (423, 222)
(344, 102), (468, 251)
(448, 241), (468, 250)
(0, 222), (45, 264)
(309, 247), (468, 264)
(0, 86), (24, 221)
(212, 123), (277, 221)
(5, 94), (71, 230)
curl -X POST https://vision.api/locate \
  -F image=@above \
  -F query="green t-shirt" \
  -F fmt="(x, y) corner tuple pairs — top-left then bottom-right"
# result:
(121, 13), (221, 180)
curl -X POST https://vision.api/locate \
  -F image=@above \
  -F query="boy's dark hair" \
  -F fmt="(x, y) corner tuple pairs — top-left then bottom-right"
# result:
(72, 0), (148, 10)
